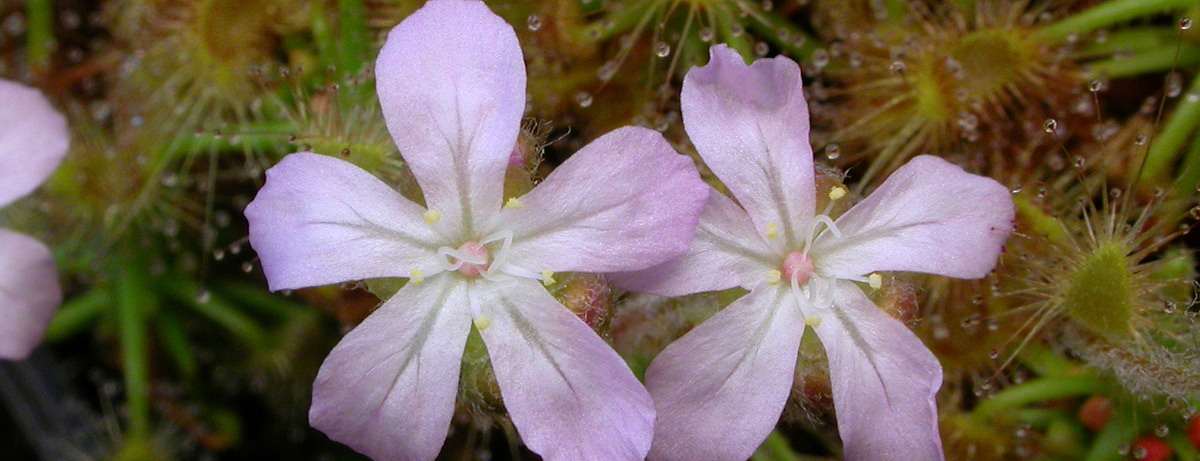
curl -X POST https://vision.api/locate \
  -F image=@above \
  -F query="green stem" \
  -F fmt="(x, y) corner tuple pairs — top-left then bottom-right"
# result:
(750, 431), (802, 461)
(338, 0), (369, 78)
(212, 281), (299, 320)
(45, 288), (110, 342)
(156, 311), (197, 378)
(25, 0), (54, 73)
(745, 8), (818, 59)
(716, 4), (754, 62)
(1080, 27), (1177, 59)
(116, 261), (152, 441)
(1166, 430), (1200, 461)
(573, 0), (654, 44)
(1017, 345), (1081, 377)
(1087, 42), (1200, 78)
(971, 375), (1105, 421)
(1034, 0), (1200, 43)
(1175, 124), (1200, 192)
(1083, 404), (1136, 461)
(1014, 195), (1072, 245)
(162, 276), (269, 349)
(1141, 71), (1200, 183)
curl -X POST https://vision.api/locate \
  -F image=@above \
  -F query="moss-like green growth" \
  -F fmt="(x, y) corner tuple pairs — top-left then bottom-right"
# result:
(1064, 242), (1136, 340)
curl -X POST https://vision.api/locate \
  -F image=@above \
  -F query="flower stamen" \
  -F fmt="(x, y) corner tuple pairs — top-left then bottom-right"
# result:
(423, 209), (442, 224)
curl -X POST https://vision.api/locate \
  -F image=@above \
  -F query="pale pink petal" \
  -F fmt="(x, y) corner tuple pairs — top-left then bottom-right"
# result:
(496, 127), (708, 274)
(812, 282), (943, 461)
(644, 286), (804, 461)
(609, 190), (776, 296)
(0, 80), (68, 208)
(0, 229), (61, 360)
(812, 155), (1014, 280)
(309, 274), (472, 461)
(477, 278), (655, 460)
(244, 153), (445, 292)
(375, 0), (524, 231)
(682, 45), (815, 249)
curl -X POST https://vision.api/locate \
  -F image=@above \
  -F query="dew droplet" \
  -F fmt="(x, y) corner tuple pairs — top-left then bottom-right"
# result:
(196, 289), (212, 304)
(889, 61), (906, 74)
(825, 144), (841, 159)
(988, 349), (1000, 360)
(730, 24), (745, 37)
(1135, 133), (1148, 145)
(1132, 445), (1147, 458)
(241, 262), (254, 273)
(1167, 71), (1184, 98)
(1089, 79), (1106, 92)
(812, 48), (829, 68)
(654, 41), (671, 58)
(698, 27), (714, 42)
(597, 61), (618, 82)
(1154, 424), (1170, 436)
(1117, 443), (1131, 455)
(574, 91), (593, 108)
(527, 14), (542, 31)
(1181, 17), (1192, 30)
(754, 41), (769, 56)
(1043, 119), (1058, 133)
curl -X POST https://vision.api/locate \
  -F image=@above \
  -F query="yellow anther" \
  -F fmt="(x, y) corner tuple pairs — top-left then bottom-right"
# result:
(409, 269), (425, 285)
(473, 315), (492, 331)
(828, 185), (848, 201)
(765, 270), (782, 285)
(805, 316), (823, 327)
(423, 209), (441, 224)
(868, 273), (883, 289)
(505, 197), (525, 209)
(765, 223), (779, 239)
(541, 270), (556, 286)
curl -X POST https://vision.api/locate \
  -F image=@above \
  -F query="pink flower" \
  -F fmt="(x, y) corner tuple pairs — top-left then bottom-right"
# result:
(612, 46), (1015, 461)
(242, 1), (708, 459)
(0, 80), (67, 360)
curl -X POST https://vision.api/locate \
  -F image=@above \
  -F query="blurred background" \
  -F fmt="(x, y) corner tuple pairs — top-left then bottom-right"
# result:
(2, 0), (1200, 459)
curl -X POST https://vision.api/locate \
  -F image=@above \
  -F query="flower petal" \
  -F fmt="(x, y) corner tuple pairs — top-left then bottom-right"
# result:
(812, 155), (1014, 280)
(375, 0), (524, 232)
(644, 286), (803, 461)
(609, 189), (776, 296)
(811, 282), (943, 461)
(0, 80), (68, 208)
(497, 127), (708, 274)
(245, 153), (444, 292)
(682, 45), (815, 249)
(0, 229), (61, 360)
(476, 278), (655, 460)
(309, 274), (472, 461)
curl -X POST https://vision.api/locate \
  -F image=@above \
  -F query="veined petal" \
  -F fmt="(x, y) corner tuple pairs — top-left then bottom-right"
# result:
(375, 0), (524, 232)
(245, 153), (444, 292)
(645, 286), (803, 461)
(610, 190), (776, 296)
(477, 278), (655, 461)
(812, 281), (943, 461)
(0, 80), (68, 208)
(812, 155), (1014, 280)
(682, 45), (815, 249)
(309, 274), (472, 461)
(498, 127), (707, 274)
(0, 229), (61, 360)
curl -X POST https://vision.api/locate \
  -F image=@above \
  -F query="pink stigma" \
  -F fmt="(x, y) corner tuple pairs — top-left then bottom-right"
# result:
(454, 241), (490, 277)
(781, 252), (814, 284)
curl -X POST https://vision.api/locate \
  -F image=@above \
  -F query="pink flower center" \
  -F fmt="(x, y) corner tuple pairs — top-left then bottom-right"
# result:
(454, 241), (490, 277)
(781, 251), (814, 284)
